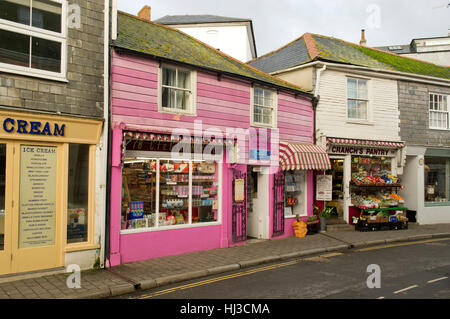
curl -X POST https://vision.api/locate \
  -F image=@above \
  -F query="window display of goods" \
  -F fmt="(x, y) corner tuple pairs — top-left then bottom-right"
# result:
(352, 173), (399, 185)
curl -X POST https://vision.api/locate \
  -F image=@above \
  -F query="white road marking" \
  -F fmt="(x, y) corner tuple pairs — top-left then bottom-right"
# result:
(376, 296), (385, 299)
(427, 276), (448, 284)
(393, 285), (418, 294)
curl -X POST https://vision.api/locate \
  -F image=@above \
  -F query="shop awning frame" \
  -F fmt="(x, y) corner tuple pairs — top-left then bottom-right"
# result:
(279, 142), (331, 171)
(326, 137), (405, 148)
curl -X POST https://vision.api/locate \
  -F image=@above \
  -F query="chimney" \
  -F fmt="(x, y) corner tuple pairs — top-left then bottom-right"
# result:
(360, 29), (367, 46)
(138, 5), (151, 21)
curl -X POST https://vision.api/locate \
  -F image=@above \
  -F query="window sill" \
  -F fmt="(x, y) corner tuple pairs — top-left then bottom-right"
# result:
(285, 214), (307, 219)
(250, 122), (277, 129)
(429, 127), (450, 131)
(158, 107), (197, 117)
(65, 243), (100, 253)
(424, 201), (450, 207)
(346, 120), (374, 126)
(0, 65), (67, 83)
(120, 221), (221, 235)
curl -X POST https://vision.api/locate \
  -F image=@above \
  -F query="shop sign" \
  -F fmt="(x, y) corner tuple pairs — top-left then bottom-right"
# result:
(316, 175), (332, 201)
(2, 118), (65, 136)
(18, 145), (57, 248)
(329, 145), (396, 156)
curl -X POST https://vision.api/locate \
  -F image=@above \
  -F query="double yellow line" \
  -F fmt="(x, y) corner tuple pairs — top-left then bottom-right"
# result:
(134, 253), (344, 299)
(132, 237), (450, 299)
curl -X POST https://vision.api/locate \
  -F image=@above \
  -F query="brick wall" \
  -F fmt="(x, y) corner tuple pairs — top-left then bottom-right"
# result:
(398, 81), (450, 147)
(0, 0), (105, 119)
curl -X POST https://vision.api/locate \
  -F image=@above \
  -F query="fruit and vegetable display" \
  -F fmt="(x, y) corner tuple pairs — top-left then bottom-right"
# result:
(351, 173), (399, 185)
(352, 192), (405, 209)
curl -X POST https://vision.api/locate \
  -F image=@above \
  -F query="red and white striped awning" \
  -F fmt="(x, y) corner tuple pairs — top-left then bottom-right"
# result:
(327, 137), (405, 148)
(279, 142), (331, 171)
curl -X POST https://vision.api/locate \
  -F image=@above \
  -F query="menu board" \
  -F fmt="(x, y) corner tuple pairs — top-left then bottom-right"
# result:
(316, 174), (332, 201)
(19, 145), (57, 248)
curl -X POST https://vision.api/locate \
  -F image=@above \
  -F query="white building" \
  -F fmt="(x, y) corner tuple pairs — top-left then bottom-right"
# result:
(153, 11), (257, 62)
(376, 31), (450, 67)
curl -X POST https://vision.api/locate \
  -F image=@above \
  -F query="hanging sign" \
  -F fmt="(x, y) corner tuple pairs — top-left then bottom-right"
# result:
(316, 174), (332, 201)
(234, 179), (245, 202)
(19, 145), (57, 248)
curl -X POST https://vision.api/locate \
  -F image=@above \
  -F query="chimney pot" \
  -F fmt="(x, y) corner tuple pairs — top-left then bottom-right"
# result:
(360, 29), (367, 46)
(138, 5), (151, 21)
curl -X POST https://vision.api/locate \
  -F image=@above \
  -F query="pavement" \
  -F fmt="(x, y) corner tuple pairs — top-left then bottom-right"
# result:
(0, 222), (450, 299)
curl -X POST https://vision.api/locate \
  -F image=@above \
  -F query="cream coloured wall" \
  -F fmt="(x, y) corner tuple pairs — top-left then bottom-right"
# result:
(276, 67), (314, 92)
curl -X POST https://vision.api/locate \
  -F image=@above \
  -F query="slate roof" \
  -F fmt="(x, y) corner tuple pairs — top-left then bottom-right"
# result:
(113, 11), (310, 95)
(248, 33), (450, 80)
(154, 14), (251, 25)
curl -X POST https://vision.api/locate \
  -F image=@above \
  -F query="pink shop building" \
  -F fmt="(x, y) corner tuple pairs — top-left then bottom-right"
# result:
(107, 11), (331, 266)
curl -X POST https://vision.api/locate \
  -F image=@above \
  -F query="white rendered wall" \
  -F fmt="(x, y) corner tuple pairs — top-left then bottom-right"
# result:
(403, 52), (450, 67)
(175, 25), (253, 62)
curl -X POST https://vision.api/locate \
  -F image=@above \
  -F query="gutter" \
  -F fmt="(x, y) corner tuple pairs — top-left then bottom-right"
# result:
(271, 60), (450, 87)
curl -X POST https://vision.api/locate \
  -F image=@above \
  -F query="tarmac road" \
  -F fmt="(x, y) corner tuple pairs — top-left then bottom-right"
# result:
(119, 238), (450, 300)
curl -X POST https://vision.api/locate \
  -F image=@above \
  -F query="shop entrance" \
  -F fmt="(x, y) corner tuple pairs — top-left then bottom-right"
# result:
(327, 158), (346, 220)
(246, 166), (269, 239)
(0, 141), (63, 276)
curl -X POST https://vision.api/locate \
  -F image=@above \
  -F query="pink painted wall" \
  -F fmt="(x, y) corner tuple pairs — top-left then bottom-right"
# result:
(108, 49), (315, 266)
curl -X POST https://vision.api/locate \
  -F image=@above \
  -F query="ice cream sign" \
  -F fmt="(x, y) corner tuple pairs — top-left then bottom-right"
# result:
(2, 118), (65, 136)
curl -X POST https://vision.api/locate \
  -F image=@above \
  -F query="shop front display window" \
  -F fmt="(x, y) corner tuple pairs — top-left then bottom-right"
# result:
(122, 160), (157, 229)
(350, 156), (404, 209)
(192, 161), (218, 223)
(67, 144), (90, 244)
(284, 171), (306, 217)
(424, 157), (449, 202)
(121, 158), (219, 231)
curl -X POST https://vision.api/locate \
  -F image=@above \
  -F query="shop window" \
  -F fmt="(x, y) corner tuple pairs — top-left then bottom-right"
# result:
(284, 171), (306, 217)
(347, 77), (368, 120)
(429, 93), (448, 130)
(0, 144), (5, 251)
(159, 65), (196, 115)
(251, 87), (277, 128)
(121, 159), (219, 231)
(0, 0), (66, 79)
(67, 144), (90, 244)
(424, 157), (449, 202)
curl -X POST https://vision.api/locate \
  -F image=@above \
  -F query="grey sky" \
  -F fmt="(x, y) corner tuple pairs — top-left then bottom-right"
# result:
(118, 0), (450, 57)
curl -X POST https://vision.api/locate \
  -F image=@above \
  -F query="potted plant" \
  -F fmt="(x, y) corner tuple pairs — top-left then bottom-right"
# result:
(314, 204), (333, 232)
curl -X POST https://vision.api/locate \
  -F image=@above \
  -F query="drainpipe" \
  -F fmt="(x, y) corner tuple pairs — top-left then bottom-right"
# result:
(102, 0), (111, 268)
(313, 64), (326, 143)
(312, 64), (326, 210)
